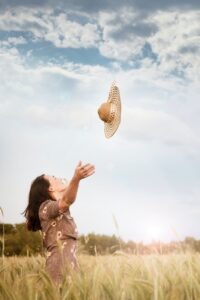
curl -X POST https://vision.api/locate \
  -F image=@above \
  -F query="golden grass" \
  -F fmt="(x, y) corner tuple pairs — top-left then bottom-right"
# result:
(1, 253), (200, 300)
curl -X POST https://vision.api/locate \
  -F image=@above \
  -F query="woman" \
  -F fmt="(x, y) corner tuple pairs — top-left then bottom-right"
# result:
(23, 161), (95, 284)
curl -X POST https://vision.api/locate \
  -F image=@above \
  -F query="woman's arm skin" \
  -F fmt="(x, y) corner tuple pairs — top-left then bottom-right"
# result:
(59, 161), (95, 211)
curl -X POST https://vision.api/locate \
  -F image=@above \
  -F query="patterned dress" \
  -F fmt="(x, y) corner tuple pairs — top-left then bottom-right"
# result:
(39, 199), (79, 283)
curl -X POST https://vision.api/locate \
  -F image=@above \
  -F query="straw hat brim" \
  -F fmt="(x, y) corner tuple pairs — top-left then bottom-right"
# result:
(104, 84), (121, 138)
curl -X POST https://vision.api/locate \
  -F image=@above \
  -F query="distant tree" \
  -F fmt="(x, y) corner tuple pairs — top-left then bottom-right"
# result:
(184, 236), (200, 252)
(1, 223), (200, 256)
(79, 233), (122, 255)
(0, 223), (42, 256)
(124, 240), (137, 253)
(0, 223), (16, 235)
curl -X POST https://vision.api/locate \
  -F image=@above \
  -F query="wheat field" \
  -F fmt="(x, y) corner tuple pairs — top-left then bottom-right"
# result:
(1, 253), (200, 300)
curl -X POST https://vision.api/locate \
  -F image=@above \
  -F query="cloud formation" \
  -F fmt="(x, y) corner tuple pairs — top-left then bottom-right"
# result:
(0, 0), (200, 242)
(0, 4), (199, 85)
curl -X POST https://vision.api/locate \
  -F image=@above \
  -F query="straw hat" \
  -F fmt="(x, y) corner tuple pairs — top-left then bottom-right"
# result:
(98, 82), (121, 138)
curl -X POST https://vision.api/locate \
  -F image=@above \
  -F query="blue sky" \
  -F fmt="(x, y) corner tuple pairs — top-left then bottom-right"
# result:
(0, 0), (200, 243)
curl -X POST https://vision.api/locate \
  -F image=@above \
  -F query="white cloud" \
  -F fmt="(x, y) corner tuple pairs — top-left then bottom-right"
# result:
(148, 10), (200, 81)
(0, 8), (100, 48)
(98, 9), (146, 61)
(0, 43), (200, 146)
(0, 36), (27, 47)
(98, 8), (200, 84)
(50, 13), (100, 48)
(121, 107), (200, 147)
(99, 37), (144, 61)
(0, 6), (200, 84)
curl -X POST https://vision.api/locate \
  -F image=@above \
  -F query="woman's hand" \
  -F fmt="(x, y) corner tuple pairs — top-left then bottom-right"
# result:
(59, 161), (95, 210)
(73, 161), (95, 181)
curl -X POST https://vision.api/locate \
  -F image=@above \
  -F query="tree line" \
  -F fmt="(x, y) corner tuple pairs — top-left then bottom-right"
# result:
(0, 223), (200, 256)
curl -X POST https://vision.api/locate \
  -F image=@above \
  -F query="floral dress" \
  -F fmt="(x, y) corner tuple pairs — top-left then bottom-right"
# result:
(39, 199), (79, 283)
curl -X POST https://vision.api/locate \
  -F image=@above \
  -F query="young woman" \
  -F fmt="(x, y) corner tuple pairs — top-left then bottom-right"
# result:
(23, 161), (95, 283)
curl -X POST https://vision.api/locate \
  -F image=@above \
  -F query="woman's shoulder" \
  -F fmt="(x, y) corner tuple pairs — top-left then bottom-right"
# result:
(39, 199), (61, 220)
(38, 199), (53, 219)
(39, 199), (51, 211)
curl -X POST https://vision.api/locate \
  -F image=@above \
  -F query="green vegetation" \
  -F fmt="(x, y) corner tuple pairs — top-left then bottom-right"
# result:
(1, 253), (200, 299)
(1, 223), (200, 256)
(1, 223), (200, 299)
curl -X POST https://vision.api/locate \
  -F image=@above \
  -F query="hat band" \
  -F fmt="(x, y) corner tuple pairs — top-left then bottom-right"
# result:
(108, 103), (115, 123)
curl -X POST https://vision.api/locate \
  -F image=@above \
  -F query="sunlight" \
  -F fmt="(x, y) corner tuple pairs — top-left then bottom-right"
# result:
(144, 218), (169, 242)
(147, 224), (164, 241)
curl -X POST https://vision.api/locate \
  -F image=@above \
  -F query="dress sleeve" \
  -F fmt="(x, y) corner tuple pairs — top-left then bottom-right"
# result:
(39, 199), (62, 220)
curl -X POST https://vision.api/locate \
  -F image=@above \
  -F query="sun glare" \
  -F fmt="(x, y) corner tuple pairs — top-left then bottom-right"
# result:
(144, 218), (169, 242)
(147, 224), (163, 240)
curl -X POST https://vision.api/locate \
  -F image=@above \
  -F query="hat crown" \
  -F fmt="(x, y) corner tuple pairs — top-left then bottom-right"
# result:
(98, 102), (115, 123)
(97, 82), (121, 138)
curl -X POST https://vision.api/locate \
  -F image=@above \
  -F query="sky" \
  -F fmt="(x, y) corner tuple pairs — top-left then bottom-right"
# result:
(0, 0), (200, 243)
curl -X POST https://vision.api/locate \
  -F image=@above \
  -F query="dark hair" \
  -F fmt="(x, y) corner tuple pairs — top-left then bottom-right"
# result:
(23, 175), (53, 231)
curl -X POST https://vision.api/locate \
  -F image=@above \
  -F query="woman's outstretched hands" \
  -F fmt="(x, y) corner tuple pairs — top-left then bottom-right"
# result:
(74, 161), (95, 181)
(60, 161), (95, 208)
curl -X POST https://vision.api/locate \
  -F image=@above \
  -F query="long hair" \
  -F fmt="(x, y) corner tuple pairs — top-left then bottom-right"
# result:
(23, 175), (54, 231)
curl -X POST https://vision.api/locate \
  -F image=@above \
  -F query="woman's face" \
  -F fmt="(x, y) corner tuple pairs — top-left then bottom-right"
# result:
(44, 175), (68, 193)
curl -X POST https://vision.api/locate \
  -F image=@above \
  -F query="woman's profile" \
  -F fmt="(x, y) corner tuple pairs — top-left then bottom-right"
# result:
(23, 161), (95, 284)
